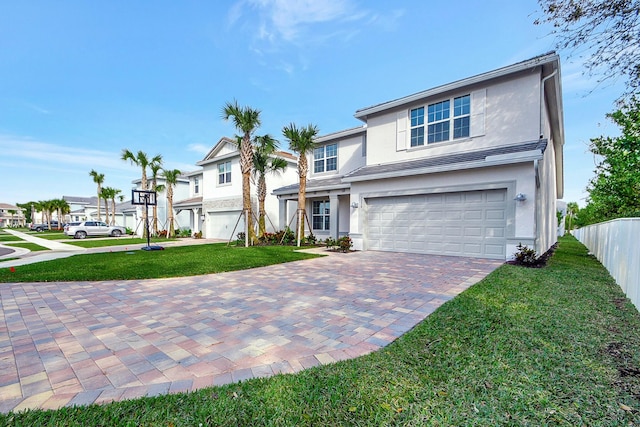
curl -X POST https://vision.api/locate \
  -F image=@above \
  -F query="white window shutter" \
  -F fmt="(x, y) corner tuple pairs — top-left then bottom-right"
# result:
(396, 111), (407, 151)
(470, 89), (486, 137)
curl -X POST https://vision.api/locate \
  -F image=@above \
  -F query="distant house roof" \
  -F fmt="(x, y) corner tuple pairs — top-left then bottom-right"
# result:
(343, 140), (548, 182)
(0, 203), (21, 210)
(63, 196), (99, 205)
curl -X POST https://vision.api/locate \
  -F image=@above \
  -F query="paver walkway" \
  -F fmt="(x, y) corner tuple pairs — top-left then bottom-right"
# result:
(0, 251), (502, 413)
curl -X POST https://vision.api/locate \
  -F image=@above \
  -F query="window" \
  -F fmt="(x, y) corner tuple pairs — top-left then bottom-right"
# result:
(312, 200), (330, 231)
(218, 161), (231, 185)
(194, 177), (200, 194)
(410, 94), (471, 146)
(410, 107), (425, 147)
(313, 143), (337, 173)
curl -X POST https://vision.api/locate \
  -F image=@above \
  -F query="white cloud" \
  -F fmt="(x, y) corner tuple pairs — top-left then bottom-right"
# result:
(187, 143), (211, 155)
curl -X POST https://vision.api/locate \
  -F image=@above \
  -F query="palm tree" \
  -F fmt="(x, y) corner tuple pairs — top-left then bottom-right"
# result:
(110, 188), (122, 226)
(122, 149), (163, 237)
(100, 187), (113, 224)
(565, 201), (579, 232)
(149, 162), (164, 235)
(89, 170), (105, 221)
(40, 199), (55, 228)
(282, 123), (319, 245)
(52, 198), (70, 229)
(253, 134), (288, 238)
(163, 169), (182, 238)
(7, 209), (16, 227)
(223, 100), (261, 246)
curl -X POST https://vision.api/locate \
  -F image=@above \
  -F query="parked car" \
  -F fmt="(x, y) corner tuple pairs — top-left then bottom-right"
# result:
(63, 222), (81, 233)
(64, 221), (127, 239)
(29, 221), (59, 232)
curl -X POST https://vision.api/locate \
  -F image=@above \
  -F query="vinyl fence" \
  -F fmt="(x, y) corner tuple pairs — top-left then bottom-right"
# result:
(572, 218), (640, 312)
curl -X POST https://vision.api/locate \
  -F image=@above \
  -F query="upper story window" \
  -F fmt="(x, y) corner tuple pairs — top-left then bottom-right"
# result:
(313, 143), (337, 173)
(194, 177), (200, 194)
(410, 94), (471, 146)
(218, 161), (231, 185)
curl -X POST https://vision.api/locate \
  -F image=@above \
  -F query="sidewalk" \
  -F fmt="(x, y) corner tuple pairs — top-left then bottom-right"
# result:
(0, 230), (225, 267)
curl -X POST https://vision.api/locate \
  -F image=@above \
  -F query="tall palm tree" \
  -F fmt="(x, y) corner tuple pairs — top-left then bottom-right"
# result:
(163, 169), (182, 238)
(53, 198), (70, 229)
(100, 187), (113, 224)
(253, 134), (288, 238)
(89, 169), (105, 221)
(565, 201), (579, 232)
(149, 162), (163, 235)
(121, 149), (162, 237)
(223, 100), (261, 246)
(110, 188), (122, 226)
(282, 123), (319, 245)
(40, 199), (55, 228)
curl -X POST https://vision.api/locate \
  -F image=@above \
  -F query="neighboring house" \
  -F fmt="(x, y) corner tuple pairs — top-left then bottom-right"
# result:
(274, 52), (564, 260)
(174, 137), (298, 240)
(0, 203), (25, 227)
(273, 126), (367, 240)
(63, 196), (136, 228)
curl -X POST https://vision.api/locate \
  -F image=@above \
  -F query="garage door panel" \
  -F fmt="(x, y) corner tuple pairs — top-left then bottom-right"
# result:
(366, 189), (507, 259)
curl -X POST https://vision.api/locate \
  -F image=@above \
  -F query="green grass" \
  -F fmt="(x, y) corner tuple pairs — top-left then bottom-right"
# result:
(64, 237), (176, 248)
(0, 234), (22, 242)
(2, 236), (639, 425)
(0, 243), (320, 282)
(2, 242), (48, 251)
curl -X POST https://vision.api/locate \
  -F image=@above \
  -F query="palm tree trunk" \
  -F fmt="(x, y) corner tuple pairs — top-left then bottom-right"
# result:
(168, 186), (175, 238)
(297, 156), (308, 245)
(258, 174), (267, 238)
(240, 135), (256, 245)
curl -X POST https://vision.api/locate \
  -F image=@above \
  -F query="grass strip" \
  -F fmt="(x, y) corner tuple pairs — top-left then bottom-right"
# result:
(0, 234), (22, 242)
(0, 243), (320, 282)
(2, 236), (639, 425)
(2, 242), (48, 251)
(63, 237), (177, 248)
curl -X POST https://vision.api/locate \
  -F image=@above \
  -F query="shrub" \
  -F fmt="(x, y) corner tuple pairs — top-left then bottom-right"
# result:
(325, 237), (337, 250)
(513, 242), (537, 266)
(157, 230), (168, 238)
(193, 231), (203, 239)
(338, 235), (353, 253)
(178, 228), (192, 238)
(305, 233), (317, 245)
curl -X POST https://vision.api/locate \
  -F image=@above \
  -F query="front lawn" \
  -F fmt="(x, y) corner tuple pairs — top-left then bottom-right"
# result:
(0, 243), (320, 282)
(1, 236), (639, 425)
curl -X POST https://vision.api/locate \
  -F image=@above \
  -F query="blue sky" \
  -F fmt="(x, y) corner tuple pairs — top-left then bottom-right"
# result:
(0, 0), (625, 206)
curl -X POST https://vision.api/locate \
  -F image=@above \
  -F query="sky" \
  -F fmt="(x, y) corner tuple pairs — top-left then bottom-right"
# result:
(0, 0), (626, 206)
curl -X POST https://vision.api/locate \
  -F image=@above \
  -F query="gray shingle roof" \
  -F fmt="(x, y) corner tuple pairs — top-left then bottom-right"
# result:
(344, 140), (548, 181)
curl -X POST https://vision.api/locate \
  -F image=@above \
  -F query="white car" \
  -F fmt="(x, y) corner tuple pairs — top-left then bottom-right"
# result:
(64, 221), (127, 239)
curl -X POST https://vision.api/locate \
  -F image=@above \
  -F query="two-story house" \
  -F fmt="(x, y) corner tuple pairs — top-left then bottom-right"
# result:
(0, 203), (25, 227)
(174, 137), (298, 240)
(274, 52), (564, 260)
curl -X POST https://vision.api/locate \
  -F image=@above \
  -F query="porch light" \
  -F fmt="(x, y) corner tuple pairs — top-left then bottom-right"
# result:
(514, 193), (527, 202)
(350, 202), (359, 208)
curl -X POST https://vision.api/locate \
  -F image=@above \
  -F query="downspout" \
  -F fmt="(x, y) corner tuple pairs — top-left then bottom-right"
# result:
(536, 68), (556, 252)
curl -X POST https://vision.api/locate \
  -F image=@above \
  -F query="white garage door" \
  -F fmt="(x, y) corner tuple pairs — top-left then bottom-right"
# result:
(207, 211), (244, 240)
(366, 189), (507, 259)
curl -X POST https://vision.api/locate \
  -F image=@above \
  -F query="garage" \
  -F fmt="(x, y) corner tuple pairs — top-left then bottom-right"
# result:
(207, 211), (244, 240)
(366, 189), (507, 259)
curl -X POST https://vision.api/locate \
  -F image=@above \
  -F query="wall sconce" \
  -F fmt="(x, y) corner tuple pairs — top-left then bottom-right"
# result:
(514, 193), (527, 202)
(200, 214), (206, 221)
(350, 202), (359, 208)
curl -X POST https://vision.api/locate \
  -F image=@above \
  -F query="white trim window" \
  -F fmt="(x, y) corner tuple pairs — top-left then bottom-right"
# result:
(313, 143), (337, 173)
(312, 200), (330, 231)
(194, 177), (200, 194)
(218, 161), (231, 185)
(410, 94), (471, 146)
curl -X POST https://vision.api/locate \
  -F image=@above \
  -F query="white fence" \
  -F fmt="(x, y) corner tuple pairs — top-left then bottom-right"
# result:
(572, 218), (640, 312)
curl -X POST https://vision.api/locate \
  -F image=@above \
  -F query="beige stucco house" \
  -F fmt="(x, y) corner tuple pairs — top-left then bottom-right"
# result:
(275, 52), (564, 260)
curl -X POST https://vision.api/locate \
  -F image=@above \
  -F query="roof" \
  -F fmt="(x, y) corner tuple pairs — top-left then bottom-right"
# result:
(343, 140), (548, 182)
(173, 196), (203, 209)
(197, 137), (297, 166)
(273, 175), (349, 196)
(63, 196), (99, 205)
(354, 52), (560, 121)
(315, 126), (366, 143)
(0, 203), (20, 210)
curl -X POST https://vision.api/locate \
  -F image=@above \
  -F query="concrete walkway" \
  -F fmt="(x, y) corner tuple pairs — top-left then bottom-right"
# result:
(0, 229), (87, 266)
(0, 250), (502, 413)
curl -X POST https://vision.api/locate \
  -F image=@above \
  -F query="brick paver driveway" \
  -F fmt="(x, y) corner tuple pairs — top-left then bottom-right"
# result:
(0, 250), (502, 412)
